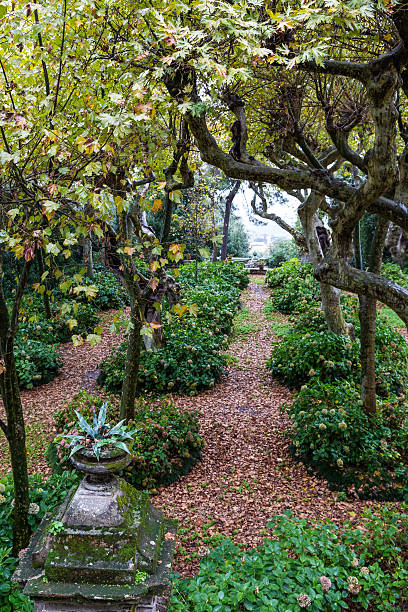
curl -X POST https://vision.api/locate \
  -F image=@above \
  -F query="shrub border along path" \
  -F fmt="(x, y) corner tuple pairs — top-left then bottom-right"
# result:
(0, 279), (398, 578)
(154, 279), (395, 577)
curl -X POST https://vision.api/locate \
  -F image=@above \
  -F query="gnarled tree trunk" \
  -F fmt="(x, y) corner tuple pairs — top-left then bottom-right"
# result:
(221, 181), (240, 260)
(320, 283), (348, 335)
(298, 193), (349, 335)
(0, 254), (30, 554)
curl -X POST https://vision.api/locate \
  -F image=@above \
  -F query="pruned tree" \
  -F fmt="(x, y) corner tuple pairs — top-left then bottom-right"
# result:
(116, 0), (408, 414)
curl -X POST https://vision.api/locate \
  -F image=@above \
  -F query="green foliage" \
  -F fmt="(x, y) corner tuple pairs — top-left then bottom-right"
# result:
(226, 217), (250, 258)
(14, 340), (63, 390)
(265, 258), (311, 289)
(99, 322), (228, 396)
(381, 262), (408, 286)
(179, 261), (249, 291)
(16, 295), (99, 343)
(98, 262), (247, 397)
(58, 401), (136, 461)
(265, 259), (320, 313)
(285, 380), (408, 500)
(267, 330), (359, 389)
(266, 258), (408, 497)
(0, 471), (79, 611)
(171, 510), (408, 611)
(47, 391), (203, 490)
(59, 270), (129, 311)
(266, 239), (300, 268)
(185, 286), (240, 336)
(268, 311), (408, 396)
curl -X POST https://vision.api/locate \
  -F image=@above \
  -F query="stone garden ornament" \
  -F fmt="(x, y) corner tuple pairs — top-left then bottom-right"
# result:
(15, 405), (177, 611)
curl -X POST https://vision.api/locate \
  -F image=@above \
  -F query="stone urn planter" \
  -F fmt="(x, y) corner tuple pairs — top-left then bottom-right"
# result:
(15, 443), (177, 611)
(70, 446), (132, 482)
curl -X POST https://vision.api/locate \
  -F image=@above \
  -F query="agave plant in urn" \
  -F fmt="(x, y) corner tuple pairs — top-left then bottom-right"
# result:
(62, 402), (137, 483)
(15, 401), (177, 611)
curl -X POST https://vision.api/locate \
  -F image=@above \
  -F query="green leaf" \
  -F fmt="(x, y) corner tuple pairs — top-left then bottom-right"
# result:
(97, 402), (107, 428)
(92, 442), (102, 461)
(108, 419), (126, 436)
(199, 247), (211, 259)
(114, 440), (131, 455)
(69, 443), (85, 458)
(74, 410), (94, 438)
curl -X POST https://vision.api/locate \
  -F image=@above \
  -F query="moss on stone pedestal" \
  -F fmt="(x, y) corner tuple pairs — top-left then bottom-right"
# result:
(15, 475), (177, 610)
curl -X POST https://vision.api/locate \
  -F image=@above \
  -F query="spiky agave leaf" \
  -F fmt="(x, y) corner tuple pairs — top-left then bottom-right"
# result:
(74, 410), (95, 438)
(97, 402), (107, 429)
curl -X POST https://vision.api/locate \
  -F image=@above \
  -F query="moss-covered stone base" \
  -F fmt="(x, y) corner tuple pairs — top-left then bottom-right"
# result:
(15, 476), (177, 611)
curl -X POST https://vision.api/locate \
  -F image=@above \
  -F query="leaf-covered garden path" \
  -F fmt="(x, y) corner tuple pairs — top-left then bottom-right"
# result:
(0, 309), (121, 477)
(0, 279), (392, 577)
(154, 280), (385, 577)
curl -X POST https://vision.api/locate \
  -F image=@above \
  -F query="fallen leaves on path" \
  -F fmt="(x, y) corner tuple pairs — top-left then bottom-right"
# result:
(153, 280), (396, 577)
(0, 309), (123, 478)
(0, 282), (400, 580)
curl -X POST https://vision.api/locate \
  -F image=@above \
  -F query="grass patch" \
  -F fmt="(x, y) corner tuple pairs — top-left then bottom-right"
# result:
(233, 306), (260, 336)
(233, 306), (262, 337)
(378, 306), (405, 328)
(263, 300), (292, 337)
(222, 353), (239, 366)
(251, 276), (266, 285)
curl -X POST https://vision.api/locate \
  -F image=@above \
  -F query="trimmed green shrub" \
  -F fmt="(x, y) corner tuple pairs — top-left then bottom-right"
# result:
(98, 261), (245, 398)
(267, 318), (408, 396)
(265, 258), (311, 288)
(267, 331), (360, 389)
(14, 340), (62, 389)
(285, 379), (408, 499)
(47, 391), (203, 490)
(265, 259), (320, 314)
(0, 470), (79, 611)
(179, 261), (249, 291)
(186, 287), (240, 336)
(171, 509), (408, 611)
(99, 322), (228, 396)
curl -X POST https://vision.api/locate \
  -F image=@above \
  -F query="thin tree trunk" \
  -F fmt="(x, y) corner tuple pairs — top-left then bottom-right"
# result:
(0, 258), (30, 553)
(120, 303), (143, 421)
(38, 250), (52, 319)
(212, 242), (218, 262)
(221, 181), (240, 260)
(3, 347), (31, 554)
(359, 294), (377, 415)
(84, 234), (94, 279)
(355, 216), (389, 415)
(160, 193), (173, 246)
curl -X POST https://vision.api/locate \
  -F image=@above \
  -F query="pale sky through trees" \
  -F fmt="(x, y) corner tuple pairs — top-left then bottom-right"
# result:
(234, 188), (298, 242)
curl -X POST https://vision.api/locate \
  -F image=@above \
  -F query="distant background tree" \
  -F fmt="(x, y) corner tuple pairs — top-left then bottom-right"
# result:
(267, 239), (300, 268)
(226, 216), (250, 257)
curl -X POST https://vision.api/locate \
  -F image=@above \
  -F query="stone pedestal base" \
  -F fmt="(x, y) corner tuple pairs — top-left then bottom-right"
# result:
(34, 594), (169, 611)
(14, 475), (176, 612)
